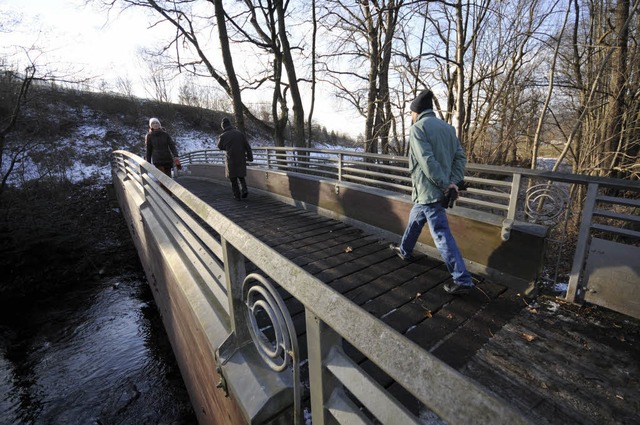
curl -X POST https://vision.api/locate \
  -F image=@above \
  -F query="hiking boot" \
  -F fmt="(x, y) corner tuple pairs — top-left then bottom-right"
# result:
(444, 281), (474, 295)
(389, 243), (412, 261)
(242, 189), (248, 198)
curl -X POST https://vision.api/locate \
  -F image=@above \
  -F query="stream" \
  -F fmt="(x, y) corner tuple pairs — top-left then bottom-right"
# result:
(0, 271), (196, 424)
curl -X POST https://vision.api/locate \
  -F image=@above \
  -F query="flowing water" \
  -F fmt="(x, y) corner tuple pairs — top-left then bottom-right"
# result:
(0, 272), (196, 424)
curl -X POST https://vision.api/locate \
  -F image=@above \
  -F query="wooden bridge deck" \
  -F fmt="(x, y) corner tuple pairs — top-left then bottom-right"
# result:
(178, 177), (640, 425)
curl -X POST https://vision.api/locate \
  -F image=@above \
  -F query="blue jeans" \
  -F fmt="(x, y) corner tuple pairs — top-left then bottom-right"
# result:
(399, 202), (473, 286)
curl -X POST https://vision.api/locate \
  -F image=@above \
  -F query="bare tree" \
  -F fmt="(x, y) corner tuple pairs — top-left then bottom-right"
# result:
(531, 1), (573, 169)
(552, 0), (639, 179)
(221, 0), (308, 147)
(319, 0), (403, 154)
(94, 0), (270, 134)
(115, 75), (135, 98)
(141, 49), (171, 103)
(0, 64), (37, 200)
(211, 0), (245, 131)
(85, 0), (639, 177)
(307, 0), (318, 147)
(603, 0), (630, 177)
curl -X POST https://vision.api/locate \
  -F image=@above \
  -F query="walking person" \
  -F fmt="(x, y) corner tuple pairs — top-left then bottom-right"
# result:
(218, 117), (253, 200)
(145, 117), (180, 177)
(390, 89), (474, 295)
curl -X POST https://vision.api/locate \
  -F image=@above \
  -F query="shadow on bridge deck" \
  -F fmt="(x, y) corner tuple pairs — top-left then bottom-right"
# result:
(179, 176), (640, 425)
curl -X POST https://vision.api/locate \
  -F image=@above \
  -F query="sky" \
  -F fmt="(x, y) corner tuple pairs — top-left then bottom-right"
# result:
(3, 0), (164, 90)
(2, 0), (363, 138)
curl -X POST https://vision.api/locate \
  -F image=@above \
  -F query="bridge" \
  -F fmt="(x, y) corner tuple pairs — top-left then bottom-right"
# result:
(111, 147), (640, 425)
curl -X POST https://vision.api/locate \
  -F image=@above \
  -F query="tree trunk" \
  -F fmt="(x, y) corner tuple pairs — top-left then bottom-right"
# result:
(213, 0), (245, 132)
(276, 0), (306, 148)
(531, 1), (571, 169)
(455, 0), (465, 143)
(307, 0), (318, 148)
(363, 1), (379, 154)
(604, 0), (630, 177)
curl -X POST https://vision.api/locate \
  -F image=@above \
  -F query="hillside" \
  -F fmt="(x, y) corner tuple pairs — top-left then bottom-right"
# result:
(4, 86), (358, 187)
(4, 87), (274, 186)
(0, 88), (268, 301)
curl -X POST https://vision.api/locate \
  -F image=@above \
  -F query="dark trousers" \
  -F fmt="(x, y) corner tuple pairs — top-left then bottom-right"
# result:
(155, 163), (173, 177)
(229, 177), (248, 199)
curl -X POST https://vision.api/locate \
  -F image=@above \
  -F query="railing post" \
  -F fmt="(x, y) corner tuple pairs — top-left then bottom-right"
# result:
(221, 237), (251, 344)
(501, 172), (522, 241)
(338, 153), (343, 183)
(140, 163), (150, 199)
(566, 183), (598, 303)
(119, 155), (130, 181)
(306, 310), (342, 425)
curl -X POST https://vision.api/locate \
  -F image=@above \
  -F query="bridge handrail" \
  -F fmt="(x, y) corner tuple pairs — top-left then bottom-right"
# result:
(112, 150), (531, 424)
(181, 147), (639, 231)
(181, 147), (640, 303)
(182, 146), (638, 188)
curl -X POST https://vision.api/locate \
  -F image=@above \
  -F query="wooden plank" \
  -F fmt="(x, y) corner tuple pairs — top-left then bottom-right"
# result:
(347, 259), (441, 307)
(305, 238), (384, 277)
(431, 290), (524, 369)
(465, 308), (640, 424)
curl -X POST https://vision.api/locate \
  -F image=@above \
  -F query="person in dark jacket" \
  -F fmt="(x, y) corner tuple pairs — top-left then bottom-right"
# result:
(145, 117), (180, 177)
(218, 117), (253, 200)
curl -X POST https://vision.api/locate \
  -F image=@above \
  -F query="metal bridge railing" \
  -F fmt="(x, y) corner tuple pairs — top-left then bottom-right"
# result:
(112, 150), (531, 424)
(181, 147), (640, 303)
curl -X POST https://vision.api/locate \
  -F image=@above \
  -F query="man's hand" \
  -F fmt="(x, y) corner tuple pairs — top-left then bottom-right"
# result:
(441, 183), (461, 208)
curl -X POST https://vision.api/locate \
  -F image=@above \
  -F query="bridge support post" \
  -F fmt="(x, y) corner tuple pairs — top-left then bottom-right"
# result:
(221, 237), (252, 345)
(566, 183), (598, 303)
(306, 311), (343, 425)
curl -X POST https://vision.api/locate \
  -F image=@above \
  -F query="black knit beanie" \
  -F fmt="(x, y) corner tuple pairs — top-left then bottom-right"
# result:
(221, 117), (232, 129)
(410, 90), (434, 113)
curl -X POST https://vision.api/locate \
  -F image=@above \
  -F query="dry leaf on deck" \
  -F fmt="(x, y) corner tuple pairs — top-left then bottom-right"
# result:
(521, 333), (537, 342)
(345, 246), (353, 253)
(423, 310), (433, 318)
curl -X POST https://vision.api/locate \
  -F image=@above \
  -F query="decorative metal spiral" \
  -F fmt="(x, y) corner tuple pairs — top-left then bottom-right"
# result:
(525, 183), (569, 223)
(243, 273), (302, 424)
(243, 273), (298, 372)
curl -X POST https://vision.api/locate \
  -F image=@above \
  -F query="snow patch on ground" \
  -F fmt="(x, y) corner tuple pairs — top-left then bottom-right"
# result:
(3, 114), (279, 186)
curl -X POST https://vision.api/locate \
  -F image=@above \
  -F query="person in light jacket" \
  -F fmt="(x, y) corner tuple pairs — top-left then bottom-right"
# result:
(217, 117), (253, 200)
(389, 89), (474, 295)
(145, 117), (180, 177)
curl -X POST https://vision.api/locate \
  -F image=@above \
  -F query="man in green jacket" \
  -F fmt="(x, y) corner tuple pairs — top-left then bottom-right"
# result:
(390, 89), (474, 295)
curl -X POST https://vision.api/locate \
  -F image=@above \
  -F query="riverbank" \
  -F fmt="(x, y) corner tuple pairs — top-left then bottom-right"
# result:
(0, 179), (138, 301)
